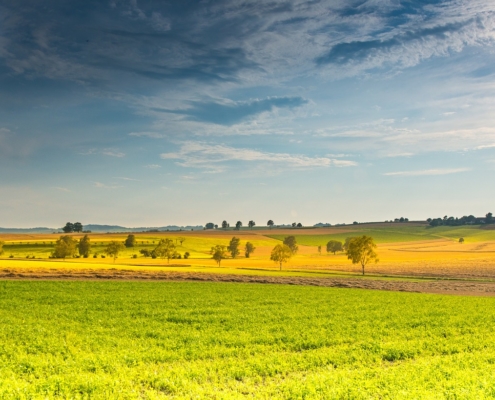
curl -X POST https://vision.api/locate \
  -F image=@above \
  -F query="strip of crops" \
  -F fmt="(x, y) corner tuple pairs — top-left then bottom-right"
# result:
(1, 281), (495, 398)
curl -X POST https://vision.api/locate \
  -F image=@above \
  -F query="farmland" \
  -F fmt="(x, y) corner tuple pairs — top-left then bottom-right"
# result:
(2, 281), (495, 398)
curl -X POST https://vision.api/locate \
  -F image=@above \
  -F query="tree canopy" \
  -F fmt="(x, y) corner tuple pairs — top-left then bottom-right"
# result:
(104, 241), (125, 262)
(235, 221), (242, 230)
(283, 236), (298, 254)
(228, 237), (241, 258)
(52, 236), (77, 259)
(124, 234), (136, 248)
(78, 235), (91, 257)
(248, 220), (256, 229)
(154, 239), (177, 263)
(270, 244), (292, 270)
(326, 240), (343, 254)
(0, 240), (4, 256)
(211, 245), (228, 266)
(245, 242), (256, 258)
(267, 220), (274, 229)
(345, 235), (379, 275)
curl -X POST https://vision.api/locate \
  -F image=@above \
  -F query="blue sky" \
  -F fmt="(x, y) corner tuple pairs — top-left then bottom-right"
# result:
(1, 0), (494, 228)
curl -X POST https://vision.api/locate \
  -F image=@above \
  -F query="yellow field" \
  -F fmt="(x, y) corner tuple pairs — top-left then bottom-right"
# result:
(2, 225), (495, 279)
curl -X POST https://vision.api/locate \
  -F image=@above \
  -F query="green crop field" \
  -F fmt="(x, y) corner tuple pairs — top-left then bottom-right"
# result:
(2, 281), (495, 398)
(268, 225), (495, 246)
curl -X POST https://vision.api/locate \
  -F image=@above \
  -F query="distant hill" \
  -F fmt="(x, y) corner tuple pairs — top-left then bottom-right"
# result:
(0, 224), (204, 233)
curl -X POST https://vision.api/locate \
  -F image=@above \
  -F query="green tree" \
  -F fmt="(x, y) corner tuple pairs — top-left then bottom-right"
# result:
(78, 235), (91, 258)
(459, 237), (465, 244)
(346, 236), (379, 275)
(343, 237), (356, 251)
(486, 213), (493, 224)
(267, 220), (274, 229)
(270, 244), (292, 270)
(140, 249), (151, 257)
(177, 236), (186, 246)
(205, 222), (214, 229)
(154, 239), (177, 263)
(221, 220), (228, 229)
(0, 240), (4, 256)
(245, 242), (256, 258)
(235, 221), (242, 230)
(296, 222), (302, 228)
(73, 222), (83, 233)
(248, 220), (256, 229)
(62, 222), (74, 233)
(52, 235), (77, 259)
(211, 245), (228, 266)
(317, 245), (321, 255)
(326, 240), (343, 254)
(228, 237), (241, 258)
(104, 241), (125, 263)
(124, 234), (136, 248)
(283, 236), (298, 254)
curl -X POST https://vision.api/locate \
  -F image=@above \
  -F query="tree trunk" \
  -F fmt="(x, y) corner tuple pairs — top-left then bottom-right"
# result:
(280, 262), (282, 271)
(362, 263), (364, 275)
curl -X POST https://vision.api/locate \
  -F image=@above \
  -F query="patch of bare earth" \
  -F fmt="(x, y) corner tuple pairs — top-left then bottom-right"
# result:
(2, 268), (495, 296)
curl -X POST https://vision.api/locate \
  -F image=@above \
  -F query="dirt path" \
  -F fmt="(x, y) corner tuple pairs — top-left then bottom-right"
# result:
(2, 268), (495, 296)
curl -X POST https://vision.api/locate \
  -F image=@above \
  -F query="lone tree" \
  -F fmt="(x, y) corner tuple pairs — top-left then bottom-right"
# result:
(222, 220), (229, 229)
(345, 236), (379, 275)
(317, 245), (321, 254)
(245, 242), (256, 258)
(248, 220), (256, 229)
(228, 236), (241, 258)
(78, 235), (91, 258)
(177, 236), (186, 246)
(283, 236), (298, 254)
(104, 241), (125, 263)
(459, 237), (465, 244)
(270, 244), (292, 270)
(235, 221), (242, 230)
(267, 220), (274, 229)
(326, 240), (343, 255)
(296, 223), (302, 228)
(62, 222), (75, 233)
(73, 222), (83, 233)
(52, 235), (77, 259)
(154, 239), (177, 263)
(211, 245), (228, 266)
(124, 234), (136, 248)
(205, 222), (215, 229)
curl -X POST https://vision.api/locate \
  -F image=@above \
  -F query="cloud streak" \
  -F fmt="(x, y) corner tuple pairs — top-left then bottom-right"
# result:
(383, 168), (470, 177)
(160, 142), (357, 170)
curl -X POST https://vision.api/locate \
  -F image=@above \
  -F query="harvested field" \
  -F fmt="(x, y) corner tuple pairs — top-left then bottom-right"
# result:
(2, 267), (495, 296)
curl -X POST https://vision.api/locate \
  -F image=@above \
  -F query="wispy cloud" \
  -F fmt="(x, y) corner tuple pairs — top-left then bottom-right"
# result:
(52, 186), (71, 192)
(93, 181), (121, 189)
(152, 96), (308, 126)
(102, 150), (126, 158)
(161, 142), (357, 170)
(383, 168), (470, 177)
(114, 177), (140, 181)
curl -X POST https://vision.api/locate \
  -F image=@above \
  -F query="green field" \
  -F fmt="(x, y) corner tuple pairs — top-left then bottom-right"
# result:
(2, 281), (495, 398)
(268, 225), (495, 246)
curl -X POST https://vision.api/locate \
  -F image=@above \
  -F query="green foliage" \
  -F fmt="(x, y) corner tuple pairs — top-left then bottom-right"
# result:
(228, 237), (241, 258)
(211, 245), (228, 266)
(267, 220), (274, 229)
(124, 234), (136, 248)
(459, 237), (465, 244)
(154, 239), (177, 263)
(346, 236), (379, 275)
(104, 241), (125, 262)
(235, 221), (242, 230)
(283, 236), (298, 254)
(270, 244), (292, 270)
(0, 240), (4, 256)
(3, 281), (495, 398)
(245, 242), (256, 258)
(248, 220), (256, 229)
(52, 236), (77, 259)
(78, 235), (91, 257)
(326, 240), (343, 254)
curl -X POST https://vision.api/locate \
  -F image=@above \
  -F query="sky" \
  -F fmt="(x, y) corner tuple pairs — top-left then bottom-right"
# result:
(1, 0), (495, 228)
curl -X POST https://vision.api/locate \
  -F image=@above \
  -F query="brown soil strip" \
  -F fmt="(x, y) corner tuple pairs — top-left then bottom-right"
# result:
(2, 268), (495, 296)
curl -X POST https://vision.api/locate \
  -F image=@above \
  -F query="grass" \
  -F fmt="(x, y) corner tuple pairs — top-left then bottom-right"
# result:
(1, 281), (495, 398)
(268, 225), (495, 246)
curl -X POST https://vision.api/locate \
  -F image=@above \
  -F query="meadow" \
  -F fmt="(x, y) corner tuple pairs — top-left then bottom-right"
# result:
(2, 281), (495, 398)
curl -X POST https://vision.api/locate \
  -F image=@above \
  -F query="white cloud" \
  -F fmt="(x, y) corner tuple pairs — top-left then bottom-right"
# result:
(383, 168), (470, 177)
(52, 186), (71, 192)
(160, 142), (357, 170)
(102, 150), (125, 158)
(93, 181), (121, 189)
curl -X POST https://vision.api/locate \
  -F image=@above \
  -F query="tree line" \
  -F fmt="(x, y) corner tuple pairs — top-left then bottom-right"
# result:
(427, 212), (493, 227)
